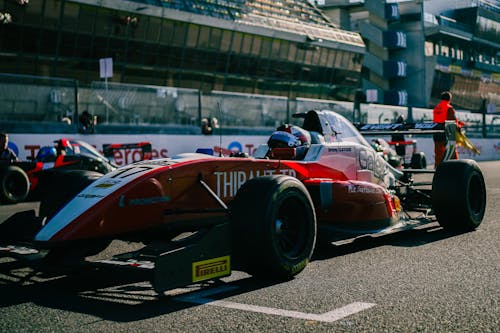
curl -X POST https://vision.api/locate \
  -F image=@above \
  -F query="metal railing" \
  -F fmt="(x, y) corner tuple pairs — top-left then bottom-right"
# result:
(1, 73), (499, 138)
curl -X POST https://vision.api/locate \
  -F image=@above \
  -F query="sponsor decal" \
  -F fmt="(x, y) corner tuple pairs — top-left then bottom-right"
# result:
(77, 193), (105, 199)
(414, 123), (438, 129)
(347, 184), (379, 194)
(94, 180), (121, 188)
(227, 141), (243, 153)
(214, 169), (296, 198)
(360, 124), (403, 130)
(118, 195), (170, 207)
(112, 148), (168, 166)
(494, 143), (500, 153)
(192, 256), (230, 282)
(328, 147), (352, 153)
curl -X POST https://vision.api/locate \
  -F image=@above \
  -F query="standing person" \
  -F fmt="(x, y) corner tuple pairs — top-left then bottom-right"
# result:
(433, 91), (459, 168)
(78, 110), (95, 134)
(0, 132), (19, 162)
(391, 114), (406, 157)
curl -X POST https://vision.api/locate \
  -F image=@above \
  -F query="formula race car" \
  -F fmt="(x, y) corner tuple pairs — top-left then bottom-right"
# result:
(370, 137), (405, 169)
(0, 139), (152, 204)
(0, 110), (487, 293)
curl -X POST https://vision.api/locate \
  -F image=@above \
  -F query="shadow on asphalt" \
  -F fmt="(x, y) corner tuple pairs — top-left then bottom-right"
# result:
(312, 223), (467, 261)
(0, 222), (469, 322)
(0, 258), (283, 322)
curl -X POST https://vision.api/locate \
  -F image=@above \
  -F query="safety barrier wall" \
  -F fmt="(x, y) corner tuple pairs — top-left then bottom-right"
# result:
(1, 74), (499, 138)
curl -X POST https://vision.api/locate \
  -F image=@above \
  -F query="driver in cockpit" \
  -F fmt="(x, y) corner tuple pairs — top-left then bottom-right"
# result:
(267, 124), (311, 160)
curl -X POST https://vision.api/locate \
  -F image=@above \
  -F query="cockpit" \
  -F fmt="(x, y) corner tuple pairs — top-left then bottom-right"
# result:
(263, 110), (373, 160)
(294, 110), (372, 148)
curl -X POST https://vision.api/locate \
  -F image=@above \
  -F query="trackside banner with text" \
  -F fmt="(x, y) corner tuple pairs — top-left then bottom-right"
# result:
(8, 134), (500, 167)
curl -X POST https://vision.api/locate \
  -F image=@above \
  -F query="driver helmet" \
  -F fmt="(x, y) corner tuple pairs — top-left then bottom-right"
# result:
(268, 125), (311, 159)
(267, 131), (301, 149)
(275, 124), (311, 147)
(55, 139), (73, 155)
(36, 146), (57, 161)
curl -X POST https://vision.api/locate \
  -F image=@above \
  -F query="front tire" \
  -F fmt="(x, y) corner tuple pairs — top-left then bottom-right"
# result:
(432, 159), (486, 231)
(0, 166), (30, 204)
(231, 175), (316, 279)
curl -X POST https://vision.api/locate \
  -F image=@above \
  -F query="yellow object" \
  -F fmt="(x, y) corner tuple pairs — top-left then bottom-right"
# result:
(192, 255), (230, 282)
(456, 129), (481, 154)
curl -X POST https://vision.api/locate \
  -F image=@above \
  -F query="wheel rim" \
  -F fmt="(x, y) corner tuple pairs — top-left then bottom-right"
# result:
(275, 196), (309, 259)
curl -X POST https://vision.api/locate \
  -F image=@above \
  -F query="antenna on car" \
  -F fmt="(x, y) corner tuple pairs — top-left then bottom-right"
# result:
(217, 102), (223, 157)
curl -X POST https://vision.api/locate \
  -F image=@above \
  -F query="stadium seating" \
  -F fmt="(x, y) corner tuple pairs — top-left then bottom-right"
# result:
(127, 0), (363, 46)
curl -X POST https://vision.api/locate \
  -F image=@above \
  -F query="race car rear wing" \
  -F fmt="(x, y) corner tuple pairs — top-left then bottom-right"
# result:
(357, 120), (458, 166)
(103, 142), (153, 161)
(355, 121), (456, 139)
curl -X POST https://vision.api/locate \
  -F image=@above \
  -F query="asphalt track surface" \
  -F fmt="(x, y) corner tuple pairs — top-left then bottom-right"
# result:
(0, 161), (498, 333)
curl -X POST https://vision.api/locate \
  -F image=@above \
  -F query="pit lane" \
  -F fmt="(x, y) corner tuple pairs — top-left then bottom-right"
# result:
(0, 161), (498, 332)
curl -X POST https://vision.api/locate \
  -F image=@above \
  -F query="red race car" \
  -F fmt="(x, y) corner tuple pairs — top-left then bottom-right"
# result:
(0, 139), (152, 204)
(0, 110), (486, 293)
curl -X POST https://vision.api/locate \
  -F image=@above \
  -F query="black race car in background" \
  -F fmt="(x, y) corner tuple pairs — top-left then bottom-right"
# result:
(0, 139), (151, 204)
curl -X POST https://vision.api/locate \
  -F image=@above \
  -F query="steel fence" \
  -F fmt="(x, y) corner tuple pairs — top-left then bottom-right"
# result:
(1, 73), (499, 138)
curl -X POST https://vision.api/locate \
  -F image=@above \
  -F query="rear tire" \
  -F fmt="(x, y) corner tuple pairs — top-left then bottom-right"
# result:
(432, 159), (486, 231)
(411, 152), (427, 169)
(0, 166), (30, 204)
(231, 175), (316, 279)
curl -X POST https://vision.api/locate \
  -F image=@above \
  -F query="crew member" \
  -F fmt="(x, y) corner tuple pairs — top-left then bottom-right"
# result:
(78, 110), (95, 134)
(391, 114), (406, 157)
(433, 91), (459, 168)
(0, 132), (19, 162)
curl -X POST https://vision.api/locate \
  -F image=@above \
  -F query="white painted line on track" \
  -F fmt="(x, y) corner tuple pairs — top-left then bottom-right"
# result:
(174, 285), (376, 323)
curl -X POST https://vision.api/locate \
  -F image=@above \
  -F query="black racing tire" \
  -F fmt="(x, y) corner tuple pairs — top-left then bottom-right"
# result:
(432, 159), (486, 232)
(230, 175), (316, 279)
(38, 169), (103, 220)
(0, 166), (30, 204)
(411, 152), (427, 169)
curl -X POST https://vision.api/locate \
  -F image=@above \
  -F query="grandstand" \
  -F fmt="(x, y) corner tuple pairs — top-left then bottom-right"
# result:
(0, 0), (364, 101)
(0, 0), (498, 133)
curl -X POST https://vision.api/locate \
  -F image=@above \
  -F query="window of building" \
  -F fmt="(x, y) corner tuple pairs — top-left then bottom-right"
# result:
(241, 34), (253, 55)
(78, 6), (99, 34)
(160, 20), (175, 45)
(172, 22), (188, 47)
(425, 41), (434, 56)
(279, 41), (291, 61)
(252, 35), (263, 56)
(186, 24), (200, 48)
(220, 30), (233, 52)
(288, 43), (297, 62)
(262, 37), (274, 58)
(61, 3), (80, 32)
(231, 32), (243, 53)
(209, 28), (222, 50)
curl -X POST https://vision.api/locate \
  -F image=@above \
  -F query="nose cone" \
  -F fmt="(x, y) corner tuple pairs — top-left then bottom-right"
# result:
(35, 176), (168, 242)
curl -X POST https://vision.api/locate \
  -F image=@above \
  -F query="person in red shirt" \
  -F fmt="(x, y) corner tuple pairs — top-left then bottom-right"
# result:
(433, 91), (459, 167)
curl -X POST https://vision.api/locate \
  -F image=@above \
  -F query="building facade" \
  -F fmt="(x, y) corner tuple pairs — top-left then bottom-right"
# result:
(0, 0), (364, 101)
(320, 0), (500, 112)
